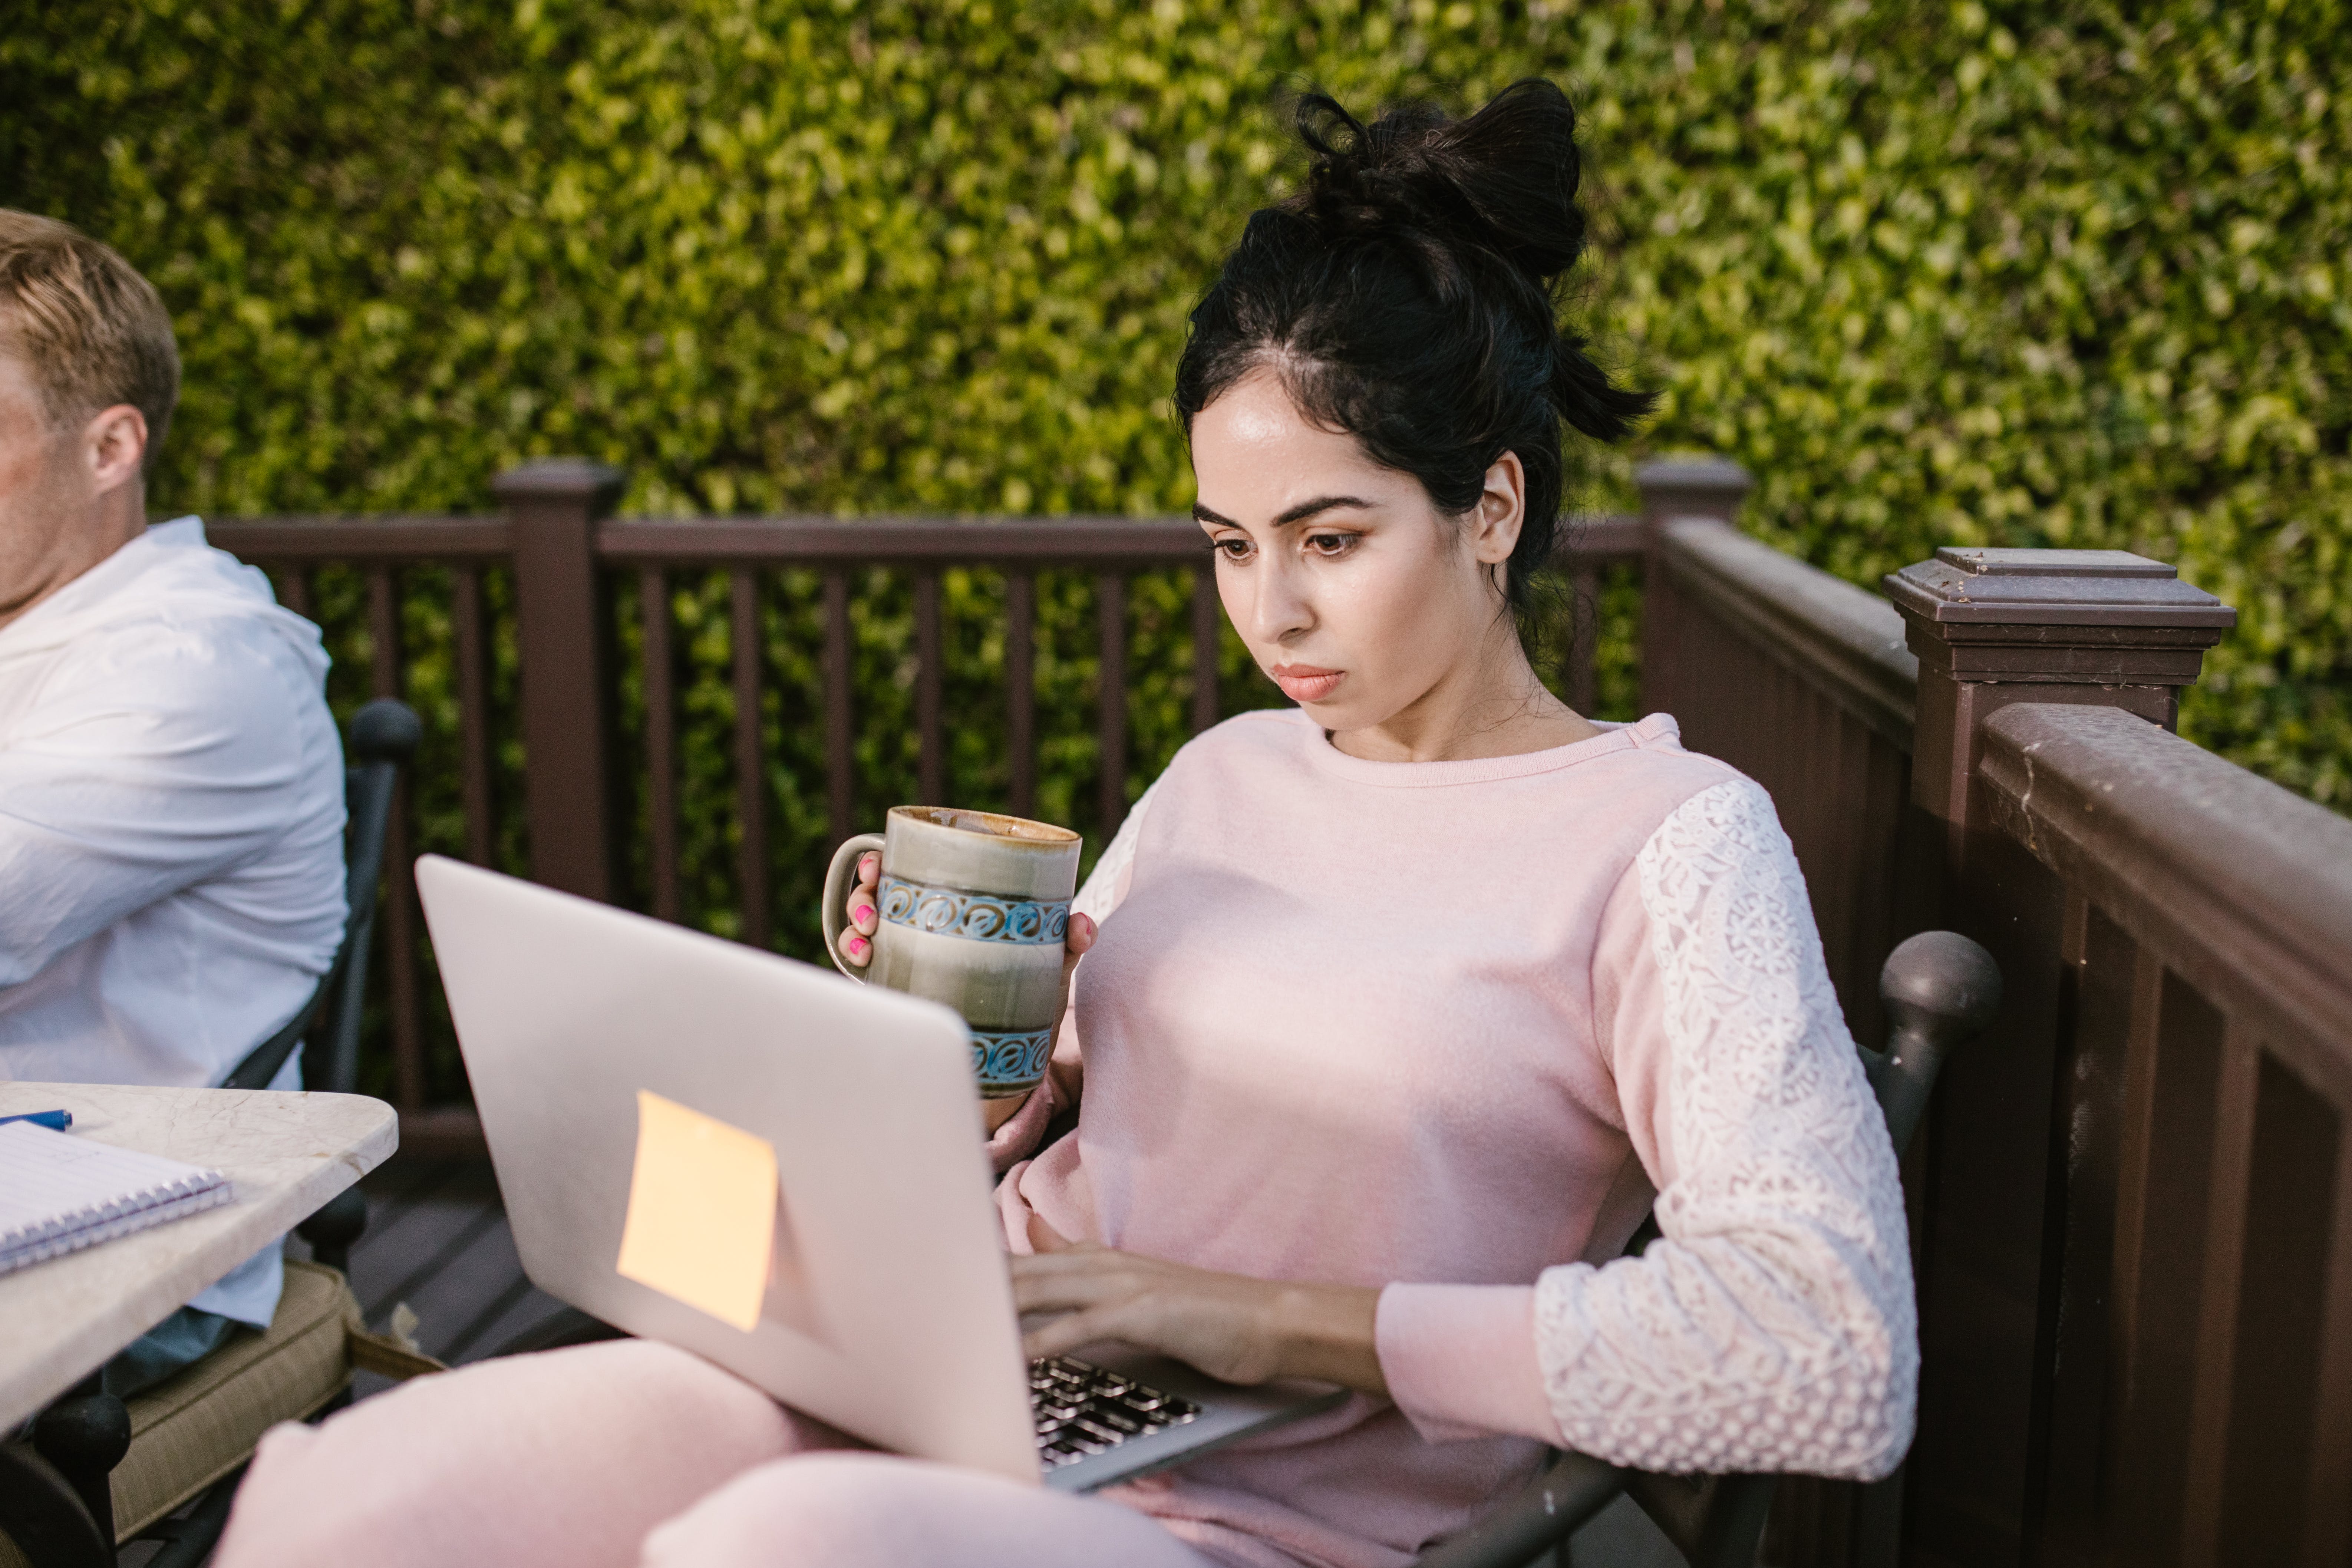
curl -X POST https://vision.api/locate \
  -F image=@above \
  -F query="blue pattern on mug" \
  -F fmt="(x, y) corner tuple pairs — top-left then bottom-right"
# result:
(877, 874), (1069, 946)
(970, 1028), (1053, 1093)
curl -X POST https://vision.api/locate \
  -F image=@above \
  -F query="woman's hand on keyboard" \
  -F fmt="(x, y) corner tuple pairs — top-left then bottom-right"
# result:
(839, 851), (1094, 1135)
(1011, 1217), (1387, 1395)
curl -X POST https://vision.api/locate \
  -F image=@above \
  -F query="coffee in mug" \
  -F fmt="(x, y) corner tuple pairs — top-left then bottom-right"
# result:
(821, 806), (1082, 1099)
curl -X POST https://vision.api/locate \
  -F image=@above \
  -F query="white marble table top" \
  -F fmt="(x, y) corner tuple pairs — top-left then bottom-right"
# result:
(0, 1081), (397, 1429)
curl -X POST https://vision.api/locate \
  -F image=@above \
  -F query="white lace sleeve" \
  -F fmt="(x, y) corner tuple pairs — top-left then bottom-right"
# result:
(1071, 778), (1158, 928)
(1532, 778), (1917, 1479)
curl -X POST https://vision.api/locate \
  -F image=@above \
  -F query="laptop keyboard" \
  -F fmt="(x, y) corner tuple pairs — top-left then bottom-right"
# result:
(1029, 1356), (1203, 1468)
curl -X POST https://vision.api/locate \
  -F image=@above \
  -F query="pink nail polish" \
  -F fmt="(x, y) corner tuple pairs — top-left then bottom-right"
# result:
(845, 934), (867, 956)
(851, 902), (874, 922)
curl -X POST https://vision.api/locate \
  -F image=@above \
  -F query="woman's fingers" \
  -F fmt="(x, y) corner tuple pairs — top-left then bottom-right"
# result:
(841, 853), (882, 965)
(1059, 912), (1095, 986)
(850, 854), (880, 932)
(1013, 1259), (1154, 1360)
(1027, 1214), (1077, 1254)
(1023, 1306), (1132, 1363)
(1009, 1248), (1124, 1310)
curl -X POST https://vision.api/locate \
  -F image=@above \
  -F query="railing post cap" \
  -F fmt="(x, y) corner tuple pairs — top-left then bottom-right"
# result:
(492, 459), (627, 512)
(1635, 453), (1754, 489)
(1883, 547), (2237, 631)
(1634, 454), (1753, 524)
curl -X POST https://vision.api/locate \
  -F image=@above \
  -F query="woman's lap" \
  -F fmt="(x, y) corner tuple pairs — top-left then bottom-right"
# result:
(214, 1338), (1218, 1568)
(642, 1451), (1221, 1568)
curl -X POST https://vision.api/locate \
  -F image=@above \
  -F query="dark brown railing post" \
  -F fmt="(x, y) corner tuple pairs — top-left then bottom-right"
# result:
(1884, 549), (2238, 864)
(1882, 547), (2235, 1565)
(496, 459), (626, 904)
(1634, 455), (1752, 717)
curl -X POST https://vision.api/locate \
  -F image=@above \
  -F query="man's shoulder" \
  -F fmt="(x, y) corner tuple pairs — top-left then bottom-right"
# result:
(12, 603), (332, 755)
(16, 522), (328, 710)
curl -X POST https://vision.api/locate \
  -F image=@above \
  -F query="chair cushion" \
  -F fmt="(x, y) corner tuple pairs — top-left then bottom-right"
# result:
(0, 1259), (356, 1568)
(110, 1258), (356, 1539)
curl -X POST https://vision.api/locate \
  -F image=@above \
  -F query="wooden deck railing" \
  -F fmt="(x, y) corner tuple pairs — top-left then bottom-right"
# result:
(211, 455), (2351, 1568)
(208, 478), (1641, 1140)
(1644, 478), (2352, 1568)
(1968, 705), (2352, 1568)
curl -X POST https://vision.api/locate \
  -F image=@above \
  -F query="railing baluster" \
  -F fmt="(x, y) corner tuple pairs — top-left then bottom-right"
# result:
(2179, 1023), (2263, 1565)
(366, 566), (424, 1110)
(639, 568), (679, 921)
(1191, 564), (1220, 734)
(453, 565), (494, 868)
(2307, 1147), (2352, 1568)
(278, 568), (315, 621)
(730, 568), (769, 948)
(1007, 571), (1035, 818)
(1096, 573), (1128, 836)
(1568, 562), (1600, 715)
(824, 570), (853, 847)
(2218, 1049), (2344, 1558)
(916, 569), (944, 806)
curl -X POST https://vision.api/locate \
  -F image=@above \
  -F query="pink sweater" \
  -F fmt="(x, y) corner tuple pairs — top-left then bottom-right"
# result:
(989, 711), (1914, 1568)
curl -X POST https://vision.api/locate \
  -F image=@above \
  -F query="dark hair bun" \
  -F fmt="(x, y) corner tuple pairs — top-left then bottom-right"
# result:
(1296, 84), (1593, 295)
(1176, 79), (1655, 611)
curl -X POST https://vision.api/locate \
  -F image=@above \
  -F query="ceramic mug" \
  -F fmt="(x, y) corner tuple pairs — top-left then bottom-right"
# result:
(821, 806), (1083, 1099)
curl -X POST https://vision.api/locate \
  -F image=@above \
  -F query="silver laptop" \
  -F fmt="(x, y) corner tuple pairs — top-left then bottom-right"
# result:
(414, 855), (1344, 1490)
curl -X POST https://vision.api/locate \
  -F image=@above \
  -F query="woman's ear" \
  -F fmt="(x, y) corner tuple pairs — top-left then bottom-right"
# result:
(1467, 451), (1525, 568)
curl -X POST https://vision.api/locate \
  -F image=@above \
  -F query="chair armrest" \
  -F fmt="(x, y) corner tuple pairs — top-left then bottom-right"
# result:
(1412, 1449), (1626, 1568)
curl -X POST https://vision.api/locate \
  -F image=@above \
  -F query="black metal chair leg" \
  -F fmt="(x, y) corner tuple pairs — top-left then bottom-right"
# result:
(30, 1383), (128, 1548)
(296, 1187), (369, 1275)
(0, 1442), (113, 1568)
(1415, 1450), (1626, 1568)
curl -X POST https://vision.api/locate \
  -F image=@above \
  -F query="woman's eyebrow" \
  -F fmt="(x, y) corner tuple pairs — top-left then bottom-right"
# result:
(1274, 495), (1375, 526)
(1192, 496), (1376, 529)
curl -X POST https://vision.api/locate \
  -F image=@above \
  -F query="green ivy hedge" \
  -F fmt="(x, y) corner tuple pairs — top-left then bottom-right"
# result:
(4, 0), (2345, 1086)
(9, 0), (2344, 788)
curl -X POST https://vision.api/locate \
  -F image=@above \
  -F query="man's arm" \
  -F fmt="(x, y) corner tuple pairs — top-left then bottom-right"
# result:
(0, 627), (320, 986)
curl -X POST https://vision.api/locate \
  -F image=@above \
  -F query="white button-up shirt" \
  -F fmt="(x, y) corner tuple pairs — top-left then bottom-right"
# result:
(0, 518), (347, 1324)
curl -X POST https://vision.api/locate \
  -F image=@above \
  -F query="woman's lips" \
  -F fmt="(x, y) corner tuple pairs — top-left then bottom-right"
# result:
(1270, 664), (1344, 703)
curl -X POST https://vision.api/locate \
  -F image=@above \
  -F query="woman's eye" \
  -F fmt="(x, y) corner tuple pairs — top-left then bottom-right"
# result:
(1214, 537), (1253, 561)
(1306, 533), (1357, 557)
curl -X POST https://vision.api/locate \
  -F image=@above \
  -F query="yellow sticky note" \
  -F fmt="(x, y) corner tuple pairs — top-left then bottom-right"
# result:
(614, 1090), (777, 1333)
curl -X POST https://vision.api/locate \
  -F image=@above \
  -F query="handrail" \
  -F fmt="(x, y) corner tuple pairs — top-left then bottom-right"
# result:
(1978, 702), (2352, 1093)
(205, 516), (513, 559)
(598, 515), (1207, 565)
(207, 510), (1644, 568)
(598, 513), (1646, 565)
(1655, 516), (1918, 748)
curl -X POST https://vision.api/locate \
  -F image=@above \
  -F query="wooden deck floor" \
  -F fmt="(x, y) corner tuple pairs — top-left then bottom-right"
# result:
(313, 1154), (570, 1399)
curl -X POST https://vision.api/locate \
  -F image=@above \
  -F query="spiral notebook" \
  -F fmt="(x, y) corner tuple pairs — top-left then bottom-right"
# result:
(0, 1120), (234, 1276)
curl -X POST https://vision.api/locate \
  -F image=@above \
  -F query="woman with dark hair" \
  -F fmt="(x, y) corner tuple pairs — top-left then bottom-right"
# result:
(217, 81), (1913, 1568)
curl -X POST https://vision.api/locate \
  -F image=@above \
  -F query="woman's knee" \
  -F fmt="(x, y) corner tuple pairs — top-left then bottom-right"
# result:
(217, 1339), (798, 1568)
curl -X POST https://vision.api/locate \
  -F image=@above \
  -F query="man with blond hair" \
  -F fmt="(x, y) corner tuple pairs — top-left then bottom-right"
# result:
(0, 211), (347, 1389)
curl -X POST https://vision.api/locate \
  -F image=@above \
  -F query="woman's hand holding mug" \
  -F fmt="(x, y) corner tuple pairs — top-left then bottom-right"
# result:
(822, 807), (1088, 1132)
(838, 847), (1094, 1133)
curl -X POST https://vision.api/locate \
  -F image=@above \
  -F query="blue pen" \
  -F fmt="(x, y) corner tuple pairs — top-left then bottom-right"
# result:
(0, 1109), (72, 1131)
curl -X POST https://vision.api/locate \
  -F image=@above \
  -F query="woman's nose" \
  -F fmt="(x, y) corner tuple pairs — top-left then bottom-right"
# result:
(1249, 556), (1315, 646)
